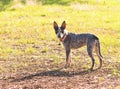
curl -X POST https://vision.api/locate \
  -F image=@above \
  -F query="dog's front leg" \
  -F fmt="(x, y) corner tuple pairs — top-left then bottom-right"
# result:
(65, 47), (71, 68)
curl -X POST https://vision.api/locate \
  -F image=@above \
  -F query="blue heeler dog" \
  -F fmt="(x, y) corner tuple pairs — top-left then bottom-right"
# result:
(53, 21), (103, 70)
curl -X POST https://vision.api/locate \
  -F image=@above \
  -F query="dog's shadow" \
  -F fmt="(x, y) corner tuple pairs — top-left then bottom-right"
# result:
(11, 67), (97, 82)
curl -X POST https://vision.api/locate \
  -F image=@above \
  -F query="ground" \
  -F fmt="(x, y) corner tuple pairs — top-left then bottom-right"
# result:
(0, 0), (120, 89)
(0, 42), (120, 89)
(1, 70), (120, 89)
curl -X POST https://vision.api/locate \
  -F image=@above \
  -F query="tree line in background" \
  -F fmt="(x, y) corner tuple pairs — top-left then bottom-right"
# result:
(0, 0), (47, 11)
(0, 0), (92, 11)
(0, 0), (120, 11)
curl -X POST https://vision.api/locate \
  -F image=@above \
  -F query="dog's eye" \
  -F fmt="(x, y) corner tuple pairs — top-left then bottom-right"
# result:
(55, 30), (58, 34)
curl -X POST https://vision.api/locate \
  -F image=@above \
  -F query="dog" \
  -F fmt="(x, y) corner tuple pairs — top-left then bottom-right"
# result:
(53, 21), (103, 70)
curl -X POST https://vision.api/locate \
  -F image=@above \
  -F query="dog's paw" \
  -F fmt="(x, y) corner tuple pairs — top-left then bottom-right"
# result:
(64, 63), (71, 68)
(64, 65), (68, 69)
(89, 68), (94, 71)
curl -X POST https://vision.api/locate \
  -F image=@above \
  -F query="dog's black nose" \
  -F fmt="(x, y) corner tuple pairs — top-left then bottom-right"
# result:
(58, 43), (61, 45)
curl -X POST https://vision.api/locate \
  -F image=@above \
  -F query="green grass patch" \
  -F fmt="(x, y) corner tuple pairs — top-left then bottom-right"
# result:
(25, 47), (36, 54)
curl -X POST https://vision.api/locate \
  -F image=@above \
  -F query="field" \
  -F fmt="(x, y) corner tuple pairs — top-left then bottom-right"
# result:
(0, 0), (120, 88)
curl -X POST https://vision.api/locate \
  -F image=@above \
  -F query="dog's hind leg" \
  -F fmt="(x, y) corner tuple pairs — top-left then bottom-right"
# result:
(95, 40), (103, 69)
(87, 49), (95, 71)
(87, 40), (95, 71)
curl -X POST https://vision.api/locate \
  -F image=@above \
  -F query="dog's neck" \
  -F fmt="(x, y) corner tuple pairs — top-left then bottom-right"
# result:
(60, 29), (68, 42)
(60, 34), (67, 42)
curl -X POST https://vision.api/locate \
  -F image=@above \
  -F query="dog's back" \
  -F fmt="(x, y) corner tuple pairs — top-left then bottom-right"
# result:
(63, 33), (99, 49)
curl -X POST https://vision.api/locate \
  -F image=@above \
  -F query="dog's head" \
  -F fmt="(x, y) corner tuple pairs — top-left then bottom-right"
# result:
(53, 21), (68, 41)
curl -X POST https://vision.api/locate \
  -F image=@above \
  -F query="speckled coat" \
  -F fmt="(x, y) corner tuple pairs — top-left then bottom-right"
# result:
(62, 32), (103, 70)
(53, 21), (103, 70)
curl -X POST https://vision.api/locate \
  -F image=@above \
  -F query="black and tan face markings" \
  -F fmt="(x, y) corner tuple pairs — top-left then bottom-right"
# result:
(53, 21), (67, 38)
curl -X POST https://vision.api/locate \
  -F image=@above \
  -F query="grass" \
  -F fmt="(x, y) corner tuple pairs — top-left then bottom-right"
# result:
(0, 0), (120, 76)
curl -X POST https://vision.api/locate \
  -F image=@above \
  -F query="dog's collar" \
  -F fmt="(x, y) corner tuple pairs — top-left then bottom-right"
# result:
(60, 34), (67, 42)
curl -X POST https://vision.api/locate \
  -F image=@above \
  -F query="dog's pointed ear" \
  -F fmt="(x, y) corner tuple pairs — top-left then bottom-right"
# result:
(61, 21), (66, 30)
(53, 21), (58, 30)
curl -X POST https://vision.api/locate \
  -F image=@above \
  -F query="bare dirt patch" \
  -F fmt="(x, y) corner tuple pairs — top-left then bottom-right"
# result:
(0, 42), (120, 89)
(0, 69), (120, 89)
